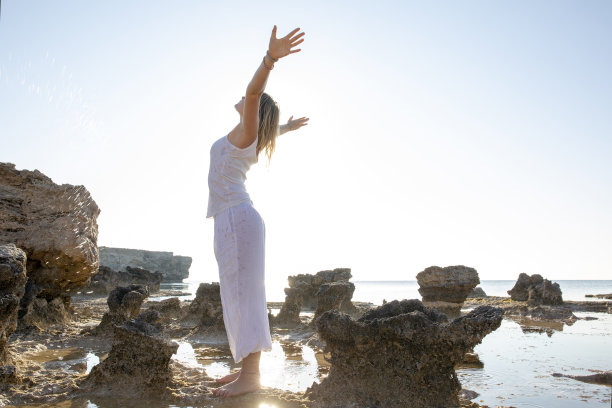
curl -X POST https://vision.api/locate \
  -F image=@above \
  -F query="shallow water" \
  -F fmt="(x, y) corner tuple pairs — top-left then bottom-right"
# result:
(459, 312), (612, 408)
(10, 311), (611, 407)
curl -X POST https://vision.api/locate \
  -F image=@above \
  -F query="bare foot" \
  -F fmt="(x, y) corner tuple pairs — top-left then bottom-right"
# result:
(214, 370), (240, 384)
(212, 371), (261, 397)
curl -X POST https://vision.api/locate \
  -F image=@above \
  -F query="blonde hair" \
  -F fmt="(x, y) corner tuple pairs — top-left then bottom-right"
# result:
(256, 93), (280, 161)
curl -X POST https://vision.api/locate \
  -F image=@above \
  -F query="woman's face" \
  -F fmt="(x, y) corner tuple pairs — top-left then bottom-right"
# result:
(234, 96), (245, 115)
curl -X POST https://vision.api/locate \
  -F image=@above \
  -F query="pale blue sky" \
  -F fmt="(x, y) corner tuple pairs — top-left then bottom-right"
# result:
(1, 1), (611, 297)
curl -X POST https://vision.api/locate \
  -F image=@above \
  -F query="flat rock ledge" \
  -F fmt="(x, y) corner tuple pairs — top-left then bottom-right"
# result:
(85, 265), (162, 295)
(306, 299), (503, 408)
(99, 246), (192, 282)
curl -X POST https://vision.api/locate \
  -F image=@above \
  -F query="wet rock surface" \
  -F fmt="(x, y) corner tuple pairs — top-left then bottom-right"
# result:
(417, 265), (480, 317)
(99, 246), (192, 282)
(306, 299), (503, 408)
(0, 244), (27, 372)
(85, 265), (163, 294)
(507, 273), (563, 305)
(552, 370), (612, 386)
(0, 163), (100, 321)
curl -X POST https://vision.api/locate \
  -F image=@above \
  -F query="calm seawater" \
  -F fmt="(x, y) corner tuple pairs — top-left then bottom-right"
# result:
(170, 280), (612, 304)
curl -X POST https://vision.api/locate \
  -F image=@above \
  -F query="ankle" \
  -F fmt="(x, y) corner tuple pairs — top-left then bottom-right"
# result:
(240, 370), (260, 376)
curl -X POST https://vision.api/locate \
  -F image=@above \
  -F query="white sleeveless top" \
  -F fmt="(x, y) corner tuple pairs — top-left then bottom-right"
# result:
(206, 134), (258, 218)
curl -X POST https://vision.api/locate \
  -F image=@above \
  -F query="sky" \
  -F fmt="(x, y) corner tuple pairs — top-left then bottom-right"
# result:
(1, 1), (611, 299)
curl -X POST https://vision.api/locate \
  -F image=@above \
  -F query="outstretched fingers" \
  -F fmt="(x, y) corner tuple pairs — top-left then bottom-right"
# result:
(284, 27), (301, 39)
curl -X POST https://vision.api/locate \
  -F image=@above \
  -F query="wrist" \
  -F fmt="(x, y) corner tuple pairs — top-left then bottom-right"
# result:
(266, 50), (280, 62)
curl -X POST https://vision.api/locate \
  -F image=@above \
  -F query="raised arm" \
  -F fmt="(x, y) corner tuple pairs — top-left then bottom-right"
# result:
(232, 26), (305, 148)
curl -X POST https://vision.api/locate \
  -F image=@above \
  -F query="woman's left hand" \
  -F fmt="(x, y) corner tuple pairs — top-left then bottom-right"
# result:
(286, 116), (309, 131)
(268, 26), (305, 60)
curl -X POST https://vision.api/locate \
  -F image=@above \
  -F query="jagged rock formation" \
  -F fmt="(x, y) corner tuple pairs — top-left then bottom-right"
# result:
(417, 265), (480, 317)
(82, 310), (179, 393)
(91, 285), (149, 335)
(0, 244), (27, 377)
(147, 297), (182, 317)
(275, 288), (303, 326)
(467, 286), (487, 298)
(0, 163), (100, 325)
(508, 273), (563, 305)
(314, 281), (356, 320)
(86, 265), (163, 294)
(181, 283), (224, 330)
(307, 300), (503, 408)
(99, 246), (191, 282)
(287, 268), (352, 308)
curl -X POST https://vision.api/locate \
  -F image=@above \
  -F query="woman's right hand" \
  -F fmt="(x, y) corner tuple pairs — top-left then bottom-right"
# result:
(268, 26), (305, 60)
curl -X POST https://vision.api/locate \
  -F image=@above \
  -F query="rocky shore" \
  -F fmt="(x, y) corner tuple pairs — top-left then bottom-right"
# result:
(1, 164), (609, 408)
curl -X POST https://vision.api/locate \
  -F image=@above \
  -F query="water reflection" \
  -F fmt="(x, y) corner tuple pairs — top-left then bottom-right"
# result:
(172, 339), (324, 393)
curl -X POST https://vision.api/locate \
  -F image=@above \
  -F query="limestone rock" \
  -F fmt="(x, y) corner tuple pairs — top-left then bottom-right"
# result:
(86, 265), (163, 294)
(467, 286), (487, 298)
(83, 311), (179, 393)
(275, 287), (303, 326)
(0, 244), (27, 370)
(287, 268), (351, 308)
(182, 283), (224, 329)
(91, 285), (149, 335)
(508, 273), (563, 305)
(314, 281), (356, 320)
(99, 246), (191, 282)
(417, 265), (480, 317)
(146, 297), (182, 317)
(306, 300), (503, 408)
(0, 163), (100, 320)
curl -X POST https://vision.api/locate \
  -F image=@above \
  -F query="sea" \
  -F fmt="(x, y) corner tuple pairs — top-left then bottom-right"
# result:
(172, 279), (612, 304)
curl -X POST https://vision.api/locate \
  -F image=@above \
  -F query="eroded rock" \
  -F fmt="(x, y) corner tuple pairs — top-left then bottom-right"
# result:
(307, 299), (503, 408)
(508, 273), (563, 305)
(275, 288), (303, 326)
(467, 286), (487, 298)
(91, 285), (149, 335)
(314, 281), (356, 320)
(0, 163), (100, 325)
(86, 265), (163, 295)
(82, 310), (179, 393)
(0, 244), (27, 373)
(287, 268), (352, 308)
(417, 265), (480, 317)
(182, 283), (224, 330)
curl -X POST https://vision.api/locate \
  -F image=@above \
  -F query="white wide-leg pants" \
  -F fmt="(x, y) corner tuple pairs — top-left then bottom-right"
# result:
(213, 201), (272, 363)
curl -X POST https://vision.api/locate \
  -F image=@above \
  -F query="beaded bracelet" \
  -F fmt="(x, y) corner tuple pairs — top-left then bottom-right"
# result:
(262, 56), (274, 70)
(266, 50), (279, 62)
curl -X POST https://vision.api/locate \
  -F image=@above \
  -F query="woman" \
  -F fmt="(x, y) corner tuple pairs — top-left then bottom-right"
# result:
(206, 26), (308, 398)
